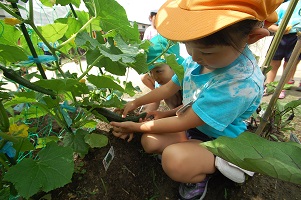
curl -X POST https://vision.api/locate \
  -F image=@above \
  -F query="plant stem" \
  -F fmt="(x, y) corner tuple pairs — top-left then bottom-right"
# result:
(0, 132), (18, 143)
(261, 0), (299, 71)
(58, 17), (96, 49)
(257, 32), (301, 137)
(0, 101), (9, 132)
(11, 3), (47, 80)
(0, 2), (23, 21)
(77, 55), (104, 80)
(69, 3), (77, 18)
(28, 0), (33, 22)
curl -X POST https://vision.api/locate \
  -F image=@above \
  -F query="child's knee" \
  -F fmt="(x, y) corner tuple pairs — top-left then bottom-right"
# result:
(141, 134), (162, 153)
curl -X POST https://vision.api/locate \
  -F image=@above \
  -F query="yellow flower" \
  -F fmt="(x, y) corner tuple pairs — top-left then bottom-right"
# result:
(9, 124), (29, 138)
(79, 79), (86, 83)
(4, 18), (22, 26)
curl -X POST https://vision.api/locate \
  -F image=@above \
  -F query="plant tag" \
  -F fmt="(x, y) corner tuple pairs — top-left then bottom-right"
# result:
(103, 146), (114, 171)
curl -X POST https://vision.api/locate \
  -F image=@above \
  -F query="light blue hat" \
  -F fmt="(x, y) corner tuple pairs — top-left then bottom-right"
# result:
(147, 35), (184, 71)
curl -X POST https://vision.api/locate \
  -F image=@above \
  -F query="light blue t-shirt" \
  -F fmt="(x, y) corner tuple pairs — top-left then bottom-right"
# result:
(276, 1), (301, 34)
(172, 46), (264, 138)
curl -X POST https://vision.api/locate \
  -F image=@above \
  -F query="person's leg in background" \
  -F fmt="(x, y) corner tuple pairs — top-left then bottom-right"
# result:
(265, 59), (287, 99)
(265, 59), (282, 84)
(141, 73), (155, 90)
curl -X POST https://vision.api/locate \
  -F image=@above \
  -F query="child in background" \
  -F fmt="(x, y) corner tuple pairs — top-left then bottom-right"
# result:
(142, 34), (184, 117)
(111, 0), (282, 199)
(142, 10), (158, 41)
(114, 35), (184, 142)
(141, 10), (159, 92)
(265, 0), (301, 98)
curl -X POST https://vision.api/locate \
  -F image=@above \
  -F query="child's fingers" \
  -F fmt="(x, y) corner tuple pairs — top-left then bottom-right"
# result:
(127, 133), (134, 142)
(110, 121), (121, 127)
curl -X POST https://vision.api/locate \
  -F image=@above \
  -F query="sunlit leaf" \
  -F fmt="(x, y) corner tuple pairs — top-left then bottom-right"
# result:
(0, 20), (21, 45)
(94, 0), (139, 42)
(84, 133), (108, 148)
(37, 23), (68, 43)
(36, 136), (59, 149)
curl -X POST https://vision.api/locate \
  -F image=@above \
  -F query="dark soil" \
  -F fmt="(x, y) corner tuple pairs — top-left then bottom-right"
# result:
(36, 120), (301, 200)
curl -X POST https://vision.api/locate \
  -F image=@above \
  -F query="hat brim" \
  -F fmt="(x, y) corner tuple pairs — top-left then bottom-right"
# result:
(156, 0), (257, 41)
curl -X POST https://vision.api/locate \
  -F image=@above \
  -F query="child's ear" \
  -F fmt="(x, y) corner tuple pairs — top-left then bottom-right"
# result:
(247, 28), (270, 44)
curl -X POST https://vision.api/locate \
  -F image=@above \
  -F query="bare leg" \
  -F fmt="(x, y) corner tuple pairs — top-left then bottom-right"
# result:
(141, 131), (187, 154)
(141, 74), (155, 90)
(265, 60), (282, 84)
(162, 140), (216, 183)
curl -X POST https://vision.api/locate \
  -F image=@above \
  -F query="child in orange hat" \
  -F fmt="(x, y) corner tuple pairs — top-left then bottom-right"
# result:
(111, 0), (283, 199)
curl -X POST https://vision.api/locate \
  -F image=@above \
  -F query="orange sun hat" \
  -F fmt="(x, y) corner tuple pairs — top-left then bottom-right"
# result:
(156, 0), (283, 41)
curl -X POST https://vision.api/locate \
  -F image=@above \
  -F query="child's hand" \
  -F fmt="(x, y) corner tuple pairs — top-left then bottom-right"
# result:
(110, 121), (136, 134)
(112, 131), (134, 142)
(122, 101), (138, 118)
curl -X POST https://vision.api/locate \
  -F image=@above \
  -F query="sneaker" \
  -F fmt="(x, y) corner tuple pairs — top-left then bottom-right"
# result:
(287, 79), (295, 84)
(278, 90), (286, 99)
(178, 177), (209, 200)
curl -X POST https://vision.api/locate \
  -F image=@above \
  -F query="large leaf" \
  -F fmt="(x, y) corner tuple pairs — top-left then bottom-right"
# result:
(0, 44), (28, 63)
(166, 54), (184, 83)
(35, 78), (89, 95)
(63, 129), (90, 155)
(37, 23), (68, 43)
(84, 133), (108, 148)
(0, 21), (21, 45)
(4, 91), (37, 108)
(75, 32), (101, 50)
(202, 132), (301, 184)
(87, 75), (124, 92)
(55, 17), (83, 38)
(4, 142), (74, 199)
(94, 0), (140, 42)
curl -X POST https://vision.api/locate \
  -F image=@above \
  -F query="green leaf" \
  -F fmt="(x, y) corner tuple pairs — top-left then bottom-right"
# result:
(0, 20), (21, 45)
(35, 78), (89, 95)
(40, 0), (55, 7)
(0, 187), (10, 200)
(87, 75), (124, 92)
(13, 138), (35, 153)
(63, 129), (90, 155)
(36, 136), (59, 149)
(55, 18), (82, 38)
(166, 54), (184, 83)
(202, 132), (301, 184)
(56, 0), (72, 6)
(131, 52), (148, 74)
(124, 81), (138, 97)
(81, 120), (97, 129)
(0, 44), (28, 63)
(75, 32), (101, 50)
(4, 91), (37, 108)
(94, 0), (140, 42)
(37, 23), (68, 43)
(84, 133), (108, 148)
(3, 142), (74, 199)
(284, 99), (301, 110)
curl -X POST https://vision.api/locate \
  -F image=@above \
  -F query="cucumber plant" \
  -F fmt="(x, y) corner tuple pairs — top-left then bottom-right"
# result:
(0, 0), (184, 198)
